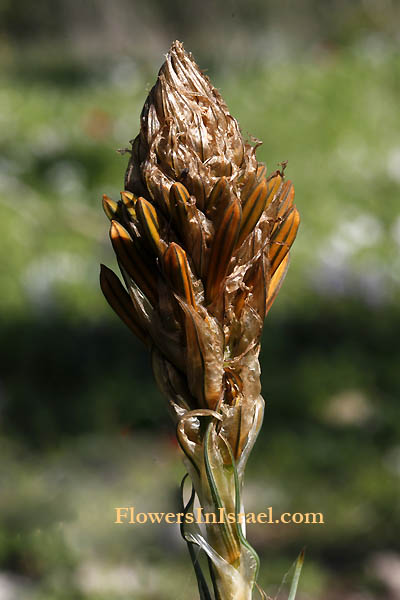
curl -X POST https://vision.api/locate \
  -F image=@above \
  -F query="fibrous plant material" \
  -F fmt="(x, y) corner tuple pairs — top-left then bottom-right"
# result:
(100, 41), (300, 600)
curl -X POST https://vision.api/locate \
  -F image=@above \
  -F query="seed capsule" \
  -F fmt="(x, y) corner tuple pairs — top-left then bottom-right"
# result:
(237, 179), (268, 248)
(169, 182), (193, 231)
(135, 197), (165, 256)
(269, 207), (300, 276)
(163, 242), (197, 309)
(102, 194), (119, 221)
(266, 254), (290, 315)
(109, 220), (158, 306)
(100, 264), (148, 344)
(206, 198), (242, 304)
(205, 177), (231, 225)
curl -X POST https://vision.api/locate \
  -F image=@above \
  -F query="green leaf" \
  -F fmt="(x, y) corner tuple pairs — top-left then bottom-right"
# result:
(287, 549), (305, 600)
(179, 474), (214, 600)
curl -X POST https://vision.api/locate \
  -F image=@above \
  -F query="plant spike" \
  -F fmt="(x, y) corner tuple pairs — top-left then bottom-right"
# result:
(100, 41), (300, 600)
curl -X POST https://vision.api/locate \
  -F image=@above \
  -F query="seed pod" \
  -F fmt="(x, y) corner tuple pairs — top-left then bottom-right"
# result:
(121, 190), (136, 204)
(163, 242), (197, 309)
(158, 181), (171, 215)
(102, 194), (119, 221)
(275, 180), (294, 220)
(169, 182), (194, 230)
(265, 172), (283, 208)
(135, 197), (165, 257)
(206, 198), (242, 304)
(244, 256), (267, 320)
(240, 168), (258, 204)
(269, 206), (300, 276)
(109, 220), (158, 306)
(100, 264), (148, 344)
(266, 254), (290, 315)
(237, 179), (268, 248)
(256, 163), (267, 181)
(118, 190), (136, 222)
(205, 177), (231, 225)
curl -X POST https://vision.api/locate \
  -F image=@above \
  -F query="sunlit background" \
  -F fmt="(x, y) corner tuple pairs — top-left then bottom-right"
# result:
(1, 1), (400, 598)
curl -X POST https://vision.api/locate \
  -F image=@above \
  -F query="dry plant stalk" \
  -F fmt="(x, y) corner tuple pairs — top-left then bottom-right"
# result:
(100, 41), (299, 600)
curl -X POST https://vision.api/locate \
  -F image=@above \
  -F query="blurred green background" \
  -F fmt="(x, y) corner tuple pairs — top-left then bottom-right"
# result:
(1, 1), (400, 598)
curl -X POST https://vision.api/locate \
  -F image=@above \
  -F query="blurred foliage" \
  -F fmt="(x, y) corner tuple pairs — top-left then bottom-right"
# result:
(0, 2), (400, 598)
(1, 0), (400, 70)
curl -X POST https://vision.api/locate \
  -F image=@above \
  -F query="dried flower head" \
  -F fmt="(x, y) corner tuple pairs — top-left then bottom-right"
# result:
(101, 41), (299, 600)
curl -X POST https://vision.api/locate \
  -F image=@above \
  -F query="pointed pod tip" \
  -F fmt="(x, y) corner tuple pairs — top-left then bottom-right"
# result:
(110, 219), (121, 234)
(120, 190), (135, 206)
(99, 264), (117, 285)
(166, 241), (179, 252)
(109, 219), (118, 239)
(169, 182), (190, 205)
(109, 220), (133, 248)
(102, 194), (119, 220)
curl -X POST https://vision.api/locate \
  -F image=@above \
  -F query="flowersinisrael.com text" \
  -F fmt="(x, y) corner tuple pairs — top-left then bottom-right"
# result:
(114, 507), (324, 525)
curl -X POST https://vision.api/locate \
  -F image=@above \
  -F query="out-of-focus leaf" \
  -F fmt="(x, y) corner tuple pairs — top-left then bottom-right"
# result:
(179, 475), (214, 600)
(288, 550), (305, 600)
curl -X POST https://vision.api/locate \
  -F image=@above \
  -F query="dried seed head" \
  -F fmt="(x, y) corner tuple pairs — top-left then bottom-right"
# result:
(101, 40), (299, 467)
(125, 40), (258, 211)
